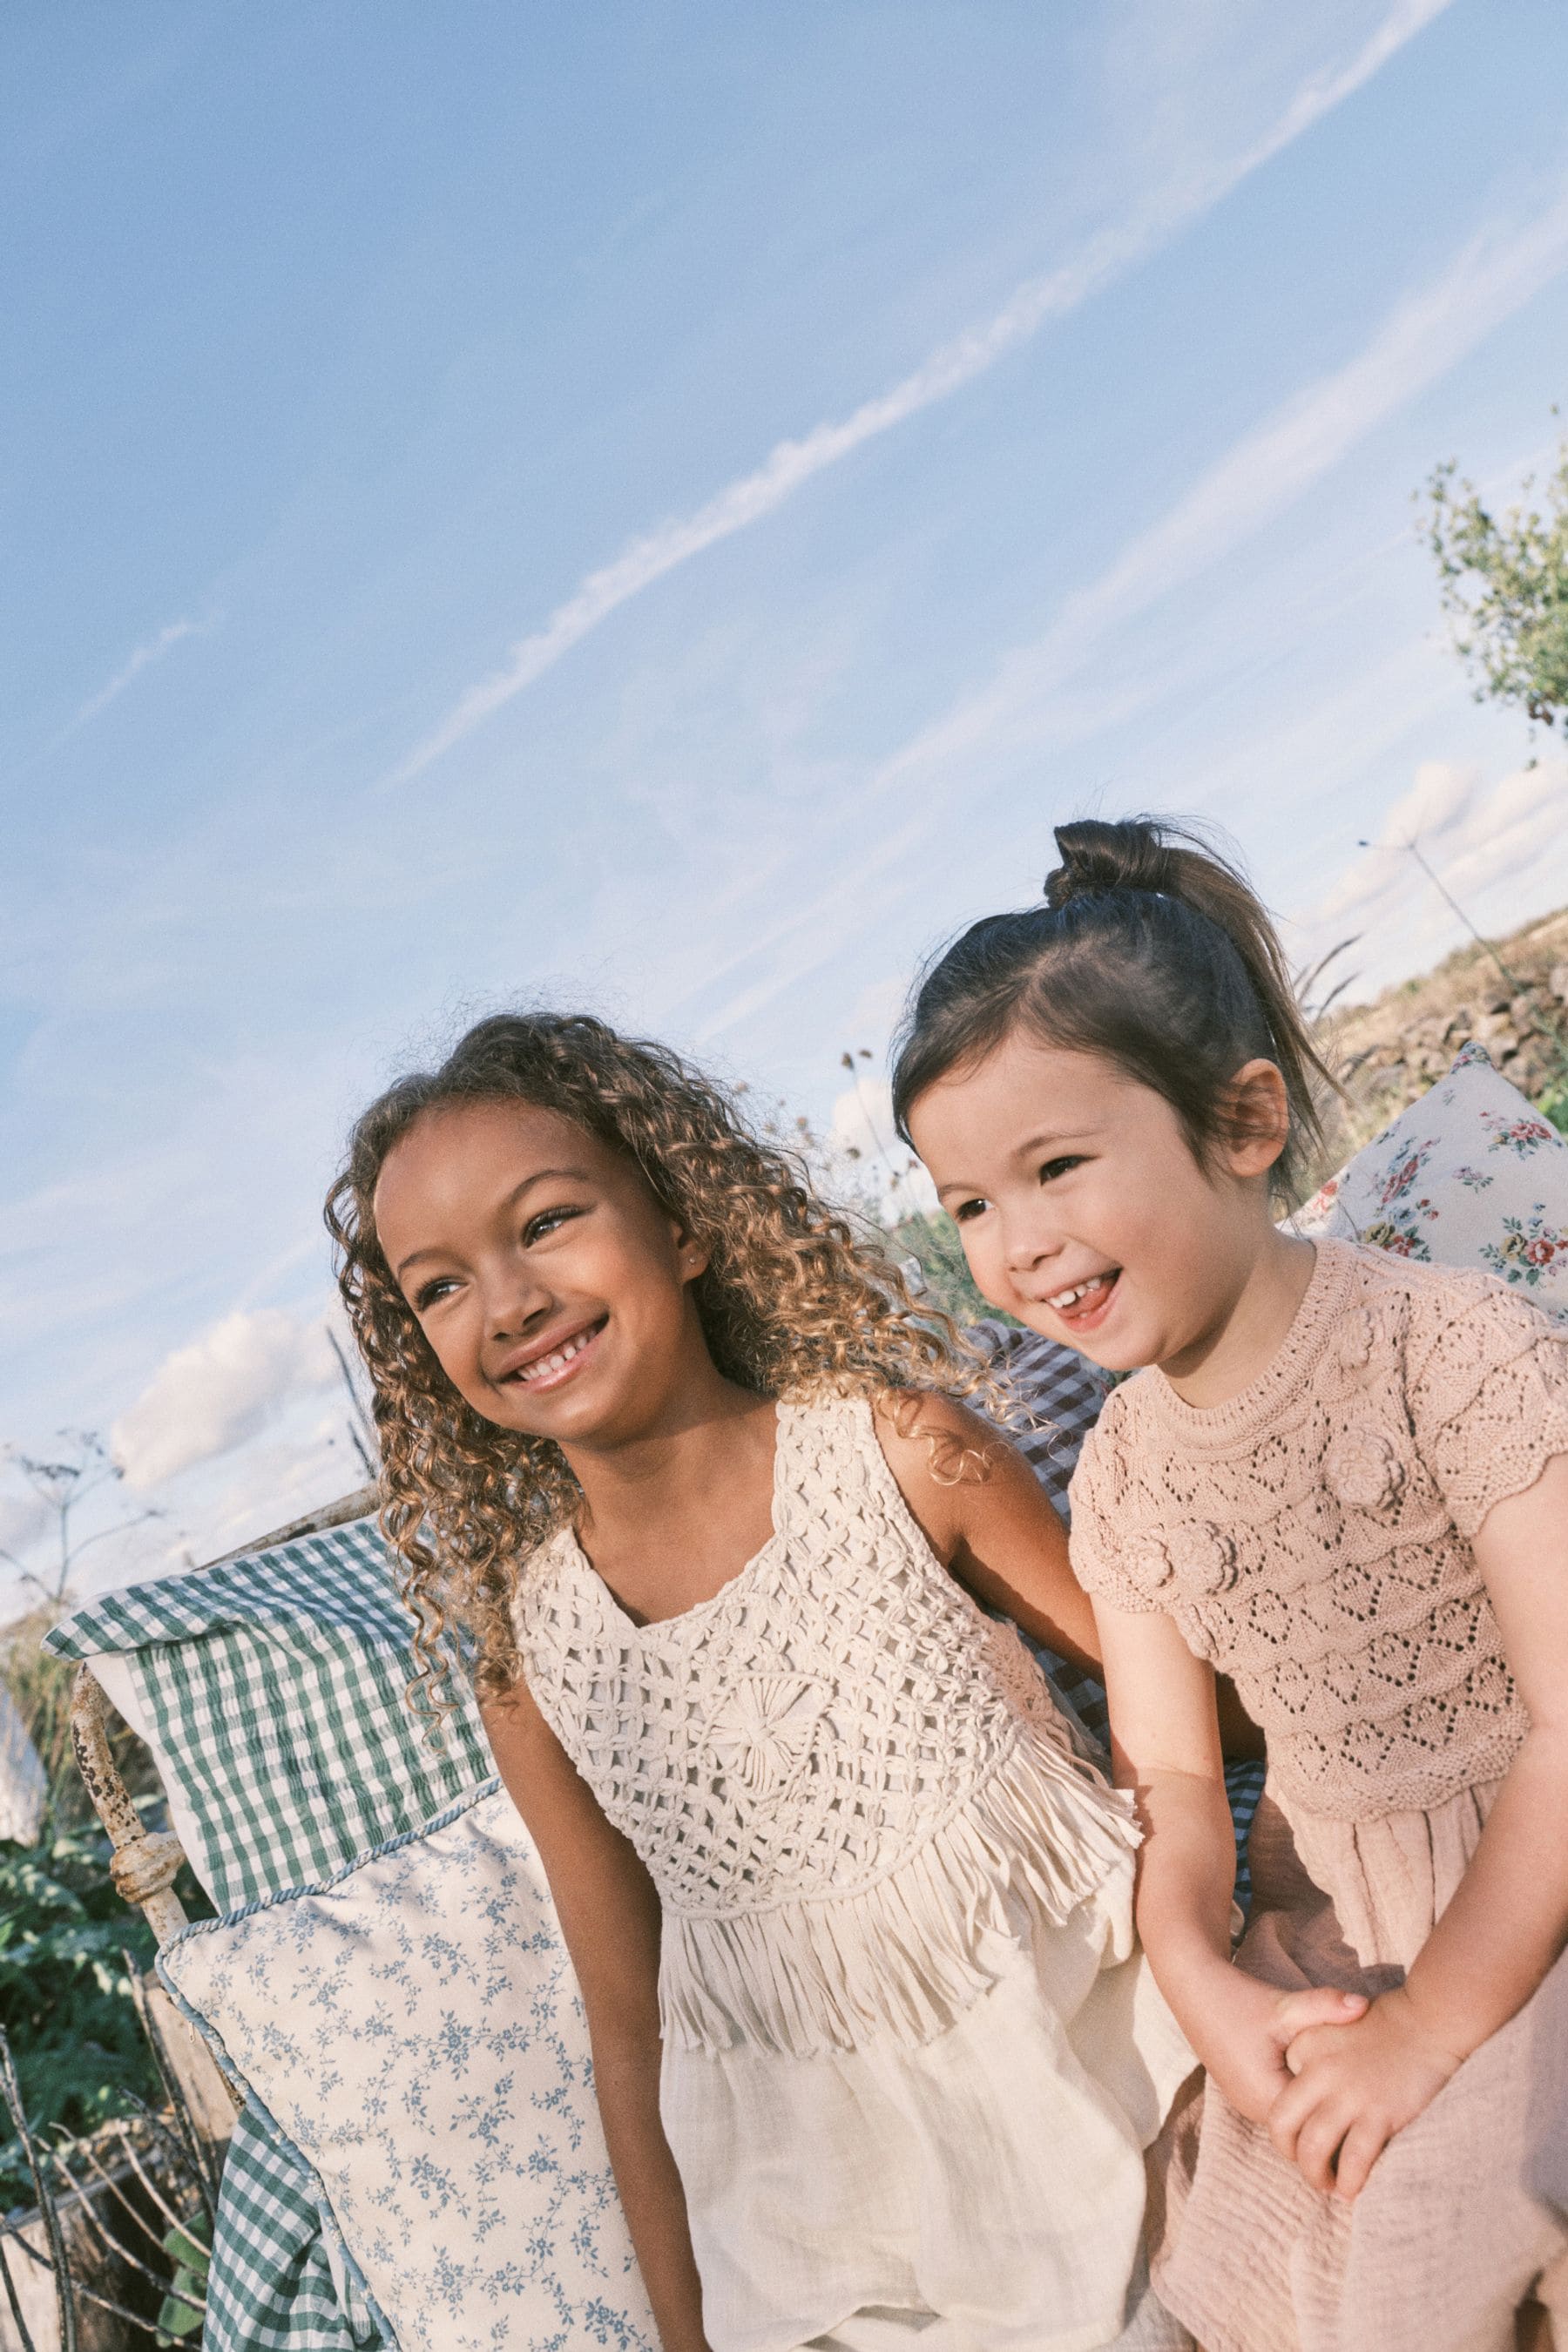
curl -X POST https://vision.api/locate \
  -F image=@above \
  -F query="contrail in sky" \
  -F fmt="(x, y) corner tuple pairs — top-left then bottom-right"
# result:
(51, 617), (205, 746)
(390, 0), (1457, 787)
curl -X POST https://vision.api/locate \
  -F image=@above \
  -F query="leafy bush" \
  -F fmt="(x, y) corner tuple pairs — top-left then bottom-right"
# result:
(890, 1211), (1006, 1329)
(0, 1822), (159, 2210)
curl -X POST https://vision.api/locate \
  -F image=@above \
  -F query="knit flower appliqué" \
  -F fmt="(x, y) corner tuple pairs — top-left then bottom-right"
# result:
(1337, 1307), (1375, 1371)
(1143, 1521), (1239, 1595)
(1323, 1427), (1407, 1515)
(704, 1674), (828, 1801)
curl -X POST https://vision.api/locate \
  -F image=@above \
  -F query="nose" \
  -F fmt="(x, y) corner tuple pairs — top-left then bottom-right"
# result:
(1000, 1207), (1064, 1280)
(482, 1258), (552, 1342)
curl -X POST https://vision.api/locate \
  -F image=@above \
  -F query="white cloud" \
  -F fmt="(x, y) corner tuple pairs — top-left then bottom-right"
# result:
(1308, 752), (1568, 976)
(658, 179), (1568, 1055)
(389, 0), (1454, 786)
(51, 616), (206, 745)
(112, 1308), (338, 1491)
(830, 1074), (938, 1215)
(0, 1487), (51, 1574)
(878, 179), (1568, 794)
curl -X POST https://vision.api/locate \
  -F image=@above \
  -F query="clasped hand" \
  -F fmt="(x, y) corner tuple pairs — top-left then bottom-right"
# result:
(1269, 1983), (1463, 2200)
(1205, 1976), (1463, 2202)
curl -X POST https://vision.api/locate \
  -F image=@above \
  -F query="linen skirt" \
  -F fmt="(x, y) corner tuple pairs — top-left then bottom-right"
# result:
(1147, 1787), (1568, 2352)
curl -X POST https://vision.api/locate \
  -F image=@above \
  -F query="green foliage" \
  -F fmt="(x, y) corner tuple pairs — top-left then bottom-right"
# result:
(158, 2210), (211, 2342)
(1537, 1075), (1568, 1134)
(890, 1211), (1010, 1330)
(0, 1823), (158, 2210)
(1424, 438), (1568, 727)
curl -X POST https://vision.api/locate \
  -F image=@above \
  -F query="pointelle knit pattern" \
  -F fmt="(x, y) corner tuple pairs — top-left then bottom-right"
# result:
(1069, 1237), (1568, 1821)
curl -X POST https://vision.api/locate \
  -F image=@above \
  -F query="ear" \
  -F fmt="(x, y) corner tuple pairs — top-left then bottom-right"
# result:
(1219, 1059), (1290, 1179)
(668, 1214), (711, 1284)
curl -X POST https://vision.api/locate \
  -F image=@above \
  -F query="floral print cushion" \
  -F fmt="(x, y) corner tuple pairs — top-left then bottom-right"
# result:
(1291, 1043), (1568, 1316)
(160, 1784), (659, 2352)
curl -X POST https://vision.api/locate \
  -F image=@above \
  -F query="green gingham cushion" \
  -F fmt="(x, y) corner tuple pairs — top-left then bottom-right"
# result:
(206, 2095), (390, 2351)
(46, 1521), (490, 1909)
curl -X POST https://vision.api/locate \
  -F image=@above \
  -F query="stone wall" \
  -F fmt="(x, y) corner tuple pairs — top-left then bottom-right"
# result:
(1311, 905), (1568, 1183)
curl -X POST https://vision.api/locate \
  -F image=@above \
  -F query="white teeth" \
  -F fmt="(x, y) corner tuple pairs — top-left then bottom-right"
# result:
(1047, 1274), (1113, 1312)
(518, 1328), (596, 1382)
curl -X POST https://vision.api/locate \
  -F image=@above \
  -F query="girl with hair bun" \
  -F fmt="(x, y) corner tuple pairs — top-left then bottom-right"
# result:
(328, 1010), (1199, 2352)
(895, 815), (1568, 2352)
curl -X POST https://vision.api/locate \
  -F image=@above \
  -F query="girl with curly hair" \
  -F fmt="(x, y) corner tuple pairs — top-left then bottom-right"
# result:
(327, 1010), (1197, 2352)
(895, 814), (1568, 2352)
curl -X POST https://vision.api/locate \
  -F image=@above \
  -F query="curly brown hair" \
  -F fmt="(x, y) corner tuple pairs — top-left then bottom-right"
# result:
(325, 1010), (998, 1714)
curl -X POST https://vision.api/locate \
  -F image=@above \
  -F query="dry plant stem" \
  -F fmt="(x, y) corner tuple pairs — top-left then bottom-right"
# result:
(0, 2228), (38, 2352)
(112, 2126), (193, 2240)
(51, 2144), (199, 2311)
(0, 2028), (77, 2352)
(122, 1964), (221, 2222)
(71, 2278), (184, 2333)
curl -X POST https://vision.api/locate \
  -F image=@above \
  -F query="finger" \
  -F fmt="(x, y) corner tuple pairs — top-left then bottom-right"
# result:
(1273, 1987), (1368, 2046)
(1295, 2106), (1352, 2196)
(1284, 2024), (1336, 2075)
(1332, 2119), (1391, 2202)
(1267, 2072), (1319, 2161)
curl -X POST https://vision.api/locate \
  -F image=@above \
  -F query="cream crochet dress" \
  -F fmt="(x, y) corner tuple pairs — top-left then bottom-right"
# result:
(1071, 1237), (1568, 2352)
(512, 1394), (1194, 2352)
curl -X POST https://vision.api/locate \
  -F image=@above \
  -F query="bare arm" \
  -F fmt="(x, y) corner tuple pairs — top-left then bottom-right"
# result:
(481, 1676), (710, 2352)
(875, 1391), (1100, 1670)
(1097, 1596), (1363, 2121)
(1274, 1451), (1568, 2195)
(875, 1391), (1268, 1766)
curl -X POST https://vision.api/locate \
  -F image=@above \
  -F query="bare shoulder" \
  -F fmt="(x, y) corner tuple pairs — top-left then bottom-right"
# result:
(872, 1386), (1006, 1475)
(872, 1387), (1034, 1551)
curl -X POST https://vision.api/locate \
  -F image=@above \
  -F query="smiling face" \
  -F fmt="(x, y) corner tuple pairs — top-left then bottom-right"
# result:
(372, 1097), (713, 1448)
(906, 1028), (1285, 1378)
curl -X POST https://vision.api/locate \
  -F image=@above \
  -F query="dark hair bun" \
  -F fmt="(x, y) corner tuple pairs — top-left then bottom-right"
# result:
(1044, 816), (1175, 909)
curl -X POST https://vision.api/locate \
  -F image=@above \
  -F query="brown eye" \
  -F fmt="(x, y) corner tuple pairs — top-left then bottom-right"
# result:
(522, 1203), (583, 1245)
(1037, 1157), (1085, 1185)
(952, 1197), (988, 1224)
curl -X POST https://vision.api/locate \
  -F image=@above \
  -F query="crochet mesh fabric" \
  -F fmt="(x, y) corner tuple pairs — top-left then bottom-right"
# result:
(512, 1394), (1139, 2056)
(1070, 1237), (1568, 1820)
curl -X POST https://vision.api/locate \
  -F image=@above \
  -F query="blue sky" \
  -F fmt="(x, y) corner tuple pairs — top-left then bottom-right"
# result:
(5, 0), (1568, 1592)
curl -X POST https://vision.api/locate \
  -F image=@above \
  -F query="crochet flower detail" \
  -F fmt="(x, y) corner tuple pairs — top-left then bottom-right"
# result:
(703, 1673), (828, 1801)
(1323, 1427), (1407, 1515)
(1338, 1307), (1375, 1371)
(1164, 1520), (1240, 1595)
(1134, 1538), (1176, 1592)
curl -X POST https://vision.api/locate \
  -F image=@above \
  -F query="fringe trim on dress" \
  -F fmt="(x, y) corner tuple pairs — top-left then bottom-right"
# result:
(660, 1727), (1140, 2057)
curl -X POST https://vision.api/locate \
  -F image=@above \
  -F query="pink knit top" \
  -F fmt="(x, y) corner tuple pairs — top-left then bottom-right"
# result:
(1069, 1238), (1568, 1822)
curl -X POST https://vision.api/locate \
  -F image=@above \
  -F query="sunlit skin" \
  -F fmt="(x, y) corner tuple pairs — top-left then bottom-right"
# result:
(371, 1098), (781, 1620)
(372, 1093), (1108, 2352)
(909, 1029), (1568, 2252)
(906, 1027), (1315, 1403)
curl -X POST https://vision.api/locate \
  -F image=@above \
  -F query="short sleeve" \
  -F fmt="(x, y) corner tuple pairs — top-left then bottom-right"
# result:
(1067, 1409), (1164, 1615)
(1406, 1274), (1568, 1538)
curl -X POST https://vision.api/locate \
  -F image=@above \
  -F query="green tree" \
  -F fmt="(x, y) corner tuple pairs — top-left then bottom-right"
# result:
(1424, 433), (1568, 729)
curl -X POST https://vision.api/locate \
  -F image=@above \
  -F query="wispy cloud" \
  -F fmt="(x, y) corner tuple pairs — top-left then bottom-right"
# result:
(1319, 754), (1568, 927)
(876, 179), (1568, 792)
(389, 0), (1456, 786)
(661, 178), (1568, 1044)
(51, 615), (206, 745)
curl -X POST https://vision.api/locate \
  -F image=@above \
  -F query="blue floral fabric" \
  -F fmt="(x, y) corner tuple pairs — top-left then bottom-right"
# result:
(160, 1784), (658, 2352)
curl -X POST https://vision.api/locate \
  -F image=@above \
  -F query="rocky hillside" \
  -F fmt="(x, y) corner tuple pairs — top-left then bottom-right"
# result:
(1315, 903), (1568, 1178)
